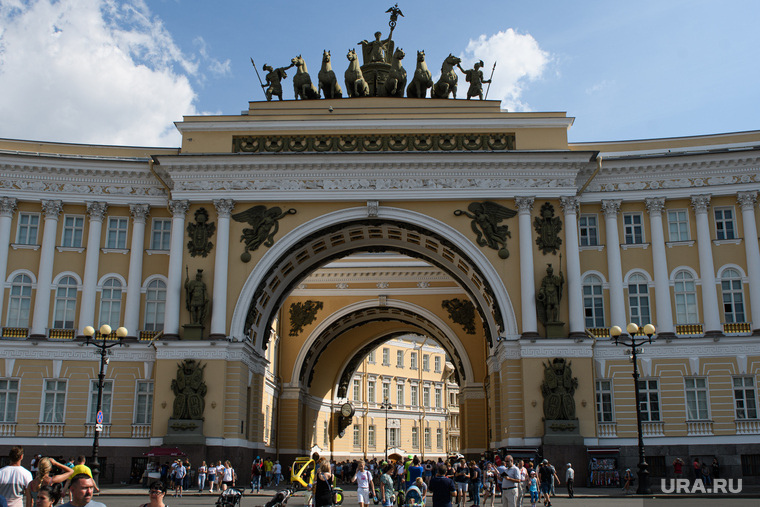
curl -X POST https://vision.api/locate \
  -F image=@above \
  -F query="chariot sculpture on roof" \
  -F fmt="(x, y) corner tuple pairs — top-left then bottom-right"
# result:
(355, 4), (404, 95)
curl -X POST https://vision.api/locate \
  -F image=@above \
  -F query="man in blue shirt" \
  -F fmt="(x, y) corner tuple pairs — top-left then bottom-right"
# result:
(428, 464), (456, 507)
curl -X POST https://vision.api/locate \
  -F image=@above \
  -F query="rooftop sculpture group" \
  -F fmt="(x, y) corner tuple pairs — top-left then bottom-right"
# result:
(252, 4), (494, 101)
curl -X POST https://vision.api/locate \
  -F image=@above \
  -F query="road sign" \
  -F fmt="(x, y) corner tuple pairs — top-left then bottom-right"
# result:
(95, 423), (103, 432)
(96, 410), (104, 424)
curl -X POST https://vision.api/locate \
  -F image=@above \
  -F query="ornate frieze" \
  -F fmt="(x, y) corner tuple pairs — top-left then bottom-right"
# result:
(232, 133), (516, 154)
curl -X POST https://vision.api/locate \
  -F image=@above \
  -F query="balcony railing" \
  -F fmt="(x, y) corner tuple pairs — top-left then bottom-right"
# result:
(38, 423), (65, 438)
(597, 421), (617, 438)
(85, 424), (111, 438)
(587, 328), (610, 338)
(2, 327), (28, 339)
(132, 424), (152, 438)
(687, 420), (714, 436)
(724, 322), (752, 334)
(642, 421), (665, 437)
(735, 419), (760, 435)
(676, 324), (703, 336)
(0, 422), (16, 437)
(49, 328), (75, 340)
(140, 330), (161, 341)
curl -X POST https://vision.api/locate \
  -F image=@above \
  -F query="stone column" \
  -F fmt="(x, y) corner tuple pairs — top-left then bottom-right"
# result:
(79, 202), (108, 336)
(602, 200), (626, 330)
(31, 200), (63, 338)
(124, 204), (150, 339)
(561, 196), (586, 338)
(691, 195), (722, 336)
(0, 198), (18, 324)
(164, 200), (189, 338)
(515, 197), (538, 338)
(737, 191), (760, 335)
(645, 198), (675, 337)
(210, 199), (235, 339)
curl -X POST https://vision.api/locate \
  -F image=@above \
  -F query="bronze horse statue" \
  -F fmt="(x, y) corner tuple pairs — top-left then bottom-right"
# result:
(291, 55), (320, 100)
(344, 49), (370, 98)
(406, 50), (433, 98)
(384, 47), (406, 98)
(431, 53), (461, 99)
(318, 50), (342, 99)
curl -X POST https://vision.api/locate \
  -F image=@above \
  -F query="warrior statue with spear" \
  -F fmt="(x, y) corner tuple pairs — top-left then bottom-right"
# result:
(251, 58), (294, 101)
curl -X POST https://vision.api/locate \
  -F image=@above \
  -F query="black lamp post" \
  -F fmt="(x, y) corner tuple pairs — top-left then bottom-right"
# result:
(610, 322), (656, 495)
(380, 397), (392, 461)
(83, 324), (127, 486)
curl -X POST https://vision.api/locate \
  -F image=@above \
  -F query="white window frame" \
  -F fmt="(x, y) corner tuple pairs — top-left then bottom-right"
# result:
(353, 423), (361, 447)
(627, 273), (651, 326)
(423, 354), (430, 372)
(733, 376), (758, 420)
(98, 277), (123, 329)
(623, 212), (644, 244)
(410, 385), (419, 408)
(435, 387), (442, 408)
(0, 379), (19, 423)
(41, 379), (67, 423)
(396, 350), (404, 368)
(150, 218), (172, 250)
(367, 350), (376, 364)
(106, 216), (129, 249)
(434, 356), (441, 373)
(714, 207), (736, 240)
(595, 379), (614, 423)
(7, 273), (33, 328)
(382, 382), (390, 402)
(637, 379), (661, 422)
(353, 379), (361, 402)
(53, 276), (78, 329)
(579, 213), (599, 247)
(720, 268), (745, 323)
(667, 209), (690, 242)
(368, 424), (376, 447)
(673, 270), (699, 324)
(16, 212), (40, 245)
(411, 426), (419, 448)
(684, 377), (710, 421)
(144, 278), (166, 331)
(396, 384), (404, 406)
(424, 427), (431, 449)
(583, 274), (605, 328)
(134, 380), (153, 424)
(409, 351), (417, 370)
(88, 379), (113, 424)
(388, 427), (400, 447)
(61, 214), (85, 248)
(382, 348), (390, 366)
(423, 386), (431, 408)
(367, 380), (376, 403)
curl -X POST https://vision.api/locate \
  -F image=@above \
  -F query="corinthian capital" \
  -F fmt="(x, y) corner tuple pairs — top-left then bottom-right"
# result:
(0, 197), (18, 218)
(129, 204), (151, 223)
(645, 197), (666, 215)
(515, 196), (535, 214)
(213, 199), (236, 218)
(86, 202), (108, 222)
(690, 194), (711, 214)
(737, 191), (758, 211)
(168, 200), (189, 218)
(560, 196), (580, 216)
(41, 200), (63, 219)
(601, 199), (621, 218)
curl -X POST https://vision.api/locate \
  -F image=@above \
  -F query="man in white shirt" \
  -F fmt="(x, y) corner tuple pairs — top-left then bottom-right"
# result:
(565, 463), (574, 498)
(500, 456), (520, 507)
(516, 460), (527, 507)
(0, 446), (32, 507)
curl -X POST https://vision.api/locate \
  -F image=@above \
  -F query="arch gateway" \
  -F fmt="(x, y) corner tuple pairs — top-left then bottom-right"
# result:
(1, 97), (760, 485)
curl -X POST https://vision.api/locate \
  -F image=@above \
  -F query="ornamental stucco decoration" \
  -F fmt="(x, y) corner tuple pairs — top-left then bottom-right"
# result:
(454, 201), (517, 259)
(533, 202), (562, 255)
(442, 298), (477, 335)
(186, 207), (216, 258)
(289, 300), (324, 336)
(231, 205), (297, 262)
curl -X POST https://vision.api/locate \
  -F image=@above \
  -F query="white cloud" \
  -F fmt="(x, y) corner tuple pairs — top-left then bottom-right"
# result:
(0, 0), (198, 146)
(586, 79), (614, 95)
(459, 29), (550, 110)
(194, 36), (231, 80)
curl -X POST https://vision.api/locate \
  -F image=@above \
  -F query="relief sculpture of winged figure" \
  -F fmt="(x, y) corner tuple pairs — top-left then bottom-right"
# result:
(454, 201), (517, 259)
(232, 205), (296, 262)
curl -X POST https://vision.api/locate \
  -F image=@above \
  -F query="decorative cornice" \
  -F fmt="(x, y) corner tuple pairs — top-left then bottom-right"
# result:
(213, 199), (236, 217)
(645, 197), (666, 215)
(601, 199), (621, 218)
(515, 196), (535, 214)
(0, 197), (17, 217)
(690, 194), (712, 214)
(559, 196), (580, 215)
(168, 200), (189, 217)
(41, 200), (63, 219)
(129, 203), (151, 223)
(86, 202), (108, 221)
(737, 191), (758, 211)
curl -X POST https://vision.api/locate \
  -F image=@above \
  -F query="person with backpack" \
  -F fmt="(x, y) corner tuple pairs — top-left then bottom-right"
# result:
(251, 458), (262, 493)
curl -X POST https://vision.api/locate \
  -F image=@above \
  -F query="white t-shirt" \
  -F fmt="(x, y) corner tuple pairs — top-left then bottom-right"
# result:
(354, 470), (372, 489)
(0, 465), (33, 507)
(223, 467), (235, 482)
(273, 463), (281, 474)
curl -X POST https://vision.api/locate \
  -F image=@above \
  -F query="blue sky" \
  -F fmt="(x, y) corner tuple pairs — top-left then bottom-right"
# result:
(1, 0), (758, 146)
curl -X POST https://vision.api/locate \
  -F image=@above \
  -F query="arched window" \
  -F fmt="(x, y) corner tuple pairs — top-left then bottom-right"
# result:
(674, 270), (699, 324)
(53, 276), (78, 329)
(7, 274), (33, 327)
(98, 278), (123, 329)
(144, 279), (166, 331)
(628, 273), (651, 326)
(721, 268), (745, 323)
(583, 274), (605, 327)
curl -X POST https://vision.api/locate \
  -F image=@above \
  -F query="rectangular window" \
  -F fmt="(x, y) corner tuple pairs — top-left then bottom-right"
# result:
(595, 379), (614, 423)
(367, 350), (376, 364)
(423, 386), (431, 407)
(367, 381), (375, 403)
(42, 379), (66, 423)
(424, 427), (431, 449)
(436, 428), (443, 449)
(368, 425), (376, 447)
(685, 377), (710, 420)
(435, 387), (442, 408)
(410, 351), (418, 370)
(628, 279), (651, 326)
(88, 379), (113, 424)
(397, 384), (404, 406)
(16, 213), (40, 245)
(324, 420), (329, 446)
(396, 350), (404, 368)
(411, 385), (419, 407)
(423, 354), (430, 371)
(353, 424), (361, 447)
(714, 207), (736, 240)
(579, 214), (599, 247)
(434, 356), (441, 373)
(134, 381), (153, 424)
(412, 426), (419, 448)
(382, 383), (390, 403)
(353, 379), (361, 402)
(733, 377), (758, 420)
(382, 348), (390, 366)
(388, 427), (400, 447)
(638, 379), (661, 422)
(623, 213), (644, 244)
(667, 210), (689, 242)
(61, 215), (84, 248)
(150, 218), (172, 250)
(0, 379), (19, 423)
(106, 217), (129, 249)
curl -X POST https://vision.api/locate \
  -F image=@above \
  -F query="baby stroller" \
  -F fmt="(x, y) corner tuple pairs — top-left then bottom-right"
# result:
(265, 487), (294, 507)
(404, 485), (423, 506)
(216, 487), (244, 507)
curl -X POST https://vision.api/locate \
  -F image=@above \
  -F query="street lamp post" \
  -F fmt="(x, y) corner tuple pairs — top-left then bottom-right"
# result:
(83, 324), (127, 486)
(380, 397), (392, 461)
(610, 322), (656, 495)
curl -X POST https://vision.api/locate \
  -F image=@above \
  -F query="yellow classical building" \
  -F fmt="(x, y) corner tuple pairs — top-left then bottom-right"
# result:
(0, 98), (759, 485)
